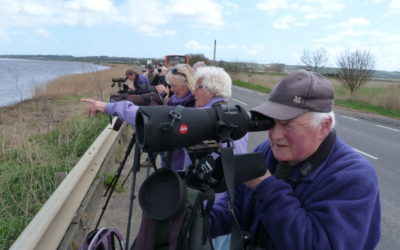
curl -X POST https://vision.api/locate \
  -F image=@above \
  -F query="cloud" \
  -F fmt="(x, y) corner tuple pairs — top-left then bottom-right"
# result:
(64, 0), (114, 13)
(36, 28), (50, 37)
(388, 0), (400, 14)
(273, 15), (296, 29)
(256, 0), (292, 13)
(185, 40), (212, 50)
(221, 1), (239, 10)
(0, 0), (225, 38)
(240, 44), (266, 55)
(329, 17), (371, 29)
(166, 0), (224, 28)
(137, 25), (177, 37)
(256, 0), (345, 28)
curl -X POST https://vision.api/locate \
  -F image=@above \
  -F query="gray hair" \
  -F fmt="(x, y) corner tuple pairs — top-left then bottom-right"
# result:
(193, 61), (207, 71)
(194, 66), (232, 98)
(310, 111), (336, 129)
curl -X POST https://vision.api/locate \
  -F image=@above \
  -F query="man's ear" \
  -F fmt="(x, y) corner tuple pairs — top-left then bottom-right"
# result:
(320, 115), (333, 138)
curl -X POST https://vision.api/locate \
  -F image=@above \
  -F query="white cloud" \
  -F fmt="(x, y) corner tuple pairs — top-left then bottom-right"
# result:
(185, 40), (212, 50)
(219, 44), (238, 49)
(273, 15), (296, 29)
(65, 0), (114, 13)
(376, 42), (400, 71)
(137, 25), (177, 37)
(294, 21), (309, 26)
(388, 0), (400, 15)
(256, 0), (291, 13)
(166, 0), (224, 28)
(36, 28), (50, 37)
(240, 44), (266, 55)
(221, 1), (239, 10)
(364, 0), (382, 3)
(329, 17), (371, 29)
(0, 0), (225, 38)
(257, 0), (345, 28)
(389, 0), (400, 9)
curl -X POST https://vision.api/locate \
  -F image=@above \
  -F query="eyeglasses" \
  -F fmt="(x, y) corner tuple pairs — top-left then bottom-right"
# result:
(195, 85), (204, 90)
(170, 68), (186, 77)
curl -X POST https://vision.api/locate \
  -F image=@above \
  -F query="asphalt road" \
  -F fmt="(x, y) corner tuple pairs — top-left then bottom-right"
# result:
(230, 85), (400, 250)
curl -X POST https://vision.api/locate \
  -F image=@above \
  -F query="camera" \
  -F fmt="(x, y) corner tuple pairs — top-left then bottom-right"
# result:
(183, 141), (267, 192)
(135, 104), (274, 152)
(136, 104), (274, 248)
(157, 68), (162, 73)
(111, 77), (127, 83)
(111, 77), (131, 95)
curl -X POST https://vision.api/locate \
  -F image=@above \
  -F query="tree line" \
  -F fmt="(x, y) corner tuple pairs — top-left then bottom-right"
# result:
(0, 49), (381, 97)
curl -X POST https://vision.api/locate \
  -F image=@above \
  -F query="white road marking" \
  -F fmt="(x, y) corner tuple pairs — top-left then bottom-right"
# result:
(342, 115), (359, 121)
(376, 125), (400, 132)
(232, 98), (248, 106)
(353, 148), (379, 160)
(233, 85), (252, 93)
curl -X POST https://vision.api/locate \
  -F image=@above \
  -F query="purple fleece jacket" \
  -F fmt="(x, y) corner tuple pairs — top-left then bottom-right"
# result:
(134, 74), (149, 89)
(209, 136), (381, 250)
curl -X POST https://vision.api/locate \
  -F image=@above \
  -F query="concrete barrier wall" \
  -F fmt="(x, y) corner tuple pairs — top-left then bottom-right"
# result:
(9, 120), (130, 250)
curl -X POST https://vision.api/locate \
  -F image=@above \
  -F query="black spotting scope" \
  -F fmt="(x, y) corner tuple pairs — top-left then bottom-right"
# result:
(135, 104), (274, 152)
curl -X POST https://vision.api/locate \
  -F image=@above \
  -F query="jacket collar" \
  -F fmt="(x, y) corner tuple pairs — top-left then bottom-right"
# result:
(270, 130), (336, 183)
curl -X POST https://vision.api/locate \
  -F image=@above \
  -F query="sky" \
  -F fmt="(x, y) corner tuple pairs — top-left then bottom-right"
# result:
(0, 0), (399, 71)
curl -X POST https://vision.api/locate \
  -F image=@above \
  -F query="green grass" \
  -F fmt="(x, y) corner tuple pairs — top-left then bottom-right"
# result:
(103, 173), (126, 193)
(0, 115), (108, 249)
(233, 80), (272, 93)
(335, 99), (400, 118)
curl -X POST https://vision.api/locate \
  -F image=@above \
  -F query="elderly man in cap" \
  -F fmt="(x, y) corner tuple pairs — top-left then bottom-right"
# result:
(209, 69), (381, 250)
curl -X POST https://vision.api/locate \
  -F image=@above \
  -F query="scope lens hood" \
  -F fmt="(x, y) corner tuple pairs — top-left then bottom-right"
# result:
(139, 168), (187, 220)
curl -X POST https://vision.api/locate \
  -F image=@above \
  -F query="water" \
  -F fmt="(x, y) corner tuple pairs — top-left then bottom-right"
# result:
(0, 58), (109, 107)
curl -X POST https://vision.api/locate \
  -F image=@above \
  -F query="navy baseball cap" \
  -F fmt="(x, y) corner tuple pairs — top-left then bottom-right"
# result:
(251, 69), (335, 120)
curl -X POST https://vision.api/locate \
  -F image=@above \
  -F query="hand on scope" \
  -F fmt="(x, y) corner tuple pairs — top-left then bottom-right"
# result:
(80, 99), (106, 116)
(244, 169), (271, 190)
(156, 84), (169, 96)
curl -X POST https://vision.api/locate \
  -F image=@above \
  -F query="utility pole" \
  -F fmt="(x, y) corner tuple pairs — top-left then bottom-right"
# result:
(213, 39), (216, 65)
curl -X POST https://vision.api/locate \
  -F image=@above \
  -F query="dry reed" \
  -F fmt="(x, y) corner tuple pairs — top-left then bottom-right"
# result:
(231, 72), (400, 110)
(0, 63), (140, 151)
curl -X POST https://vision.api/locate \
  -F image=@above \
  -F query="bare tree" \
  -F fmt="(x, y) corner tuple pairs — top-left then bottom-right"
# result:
(82, 63), (105, 101)
(301, 47), (329, 73)
(336, 49), (376, 97)
(8, 67), (24, 103)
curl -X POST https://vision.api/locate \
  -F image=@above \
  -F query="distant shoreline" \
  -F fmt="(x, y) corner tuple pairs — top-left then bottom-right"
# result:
(1, 54), (400, 79)
(0, 59), (110, 108)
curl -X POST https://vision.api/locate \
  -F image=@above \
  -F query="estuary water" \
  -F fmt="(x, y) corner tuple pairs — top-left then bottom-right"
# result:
(0, 58), (109, 107)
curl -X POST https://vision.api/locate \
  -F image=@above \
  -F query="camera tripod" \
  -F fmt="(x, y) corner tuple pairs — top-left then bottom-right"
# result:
(93, 132), (157, 249)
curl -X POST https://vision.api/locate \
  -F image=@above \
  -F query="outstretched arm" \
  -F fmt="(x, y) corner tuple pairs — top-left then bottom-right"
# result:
(80, 99), (106, 116)
(81, 99), (139, 126)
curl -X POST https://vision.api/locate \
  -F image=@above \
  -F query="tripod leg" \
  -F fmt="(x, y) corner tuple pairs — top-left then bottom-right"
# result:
(104, 134), (135, 197)
(125, 144), (142, 250)
(96, 134), (136, 230)
(145, 152), (157, 178)
(121, 149), (142, 186)
(148, 152), (158, 171)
